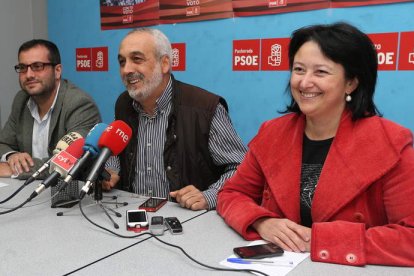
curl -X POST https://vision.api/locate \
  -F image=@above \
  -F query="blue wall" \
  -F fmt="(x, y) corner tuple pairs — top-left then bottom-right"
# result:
(48, 1), (414, 144)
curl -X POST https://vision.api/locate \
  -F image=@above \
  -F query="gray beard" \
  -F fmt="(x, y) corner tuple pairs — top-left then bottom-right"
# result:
(127, 66), (163, 102)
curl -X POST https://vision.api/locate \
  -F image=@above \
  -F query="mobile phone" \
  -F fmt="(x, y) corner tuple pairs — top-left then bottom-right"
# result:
(139, 197), (167, 212)
(149, 216), (165, 236)
(164, 217), (183, 234)
(126, 209), (148, 228)
(233, 243), (284, 259)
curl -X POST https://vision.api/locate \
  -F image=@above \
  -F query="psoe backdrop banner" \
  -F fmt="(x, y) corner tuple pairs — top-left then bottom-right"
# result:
(100, 0), (233, 30)
(159, 0), (233, 24)
(232, 0), (414, 17)
(331, 0), (414, 8)
(232, 31), (413, 72)
(101, 0), (414, 30)
(232, 0), (330, 17)
(100, 0), (159, 30)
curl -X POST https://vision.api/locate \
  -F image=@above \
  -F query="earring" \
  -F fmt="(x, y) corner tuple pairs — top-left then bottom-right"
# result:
(345, 94), (352, 102)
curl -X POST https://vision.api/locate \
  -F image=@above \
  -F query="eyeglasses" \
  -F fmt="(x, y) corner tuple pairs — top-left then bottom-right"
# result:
(14, 62), (56, 73)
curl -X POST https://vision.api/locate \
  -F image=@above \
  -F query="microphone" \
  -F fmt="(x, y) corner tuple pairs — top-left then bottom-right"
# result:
(24, 132), (83, 185)
(62, 123), (108, 185)
(79, 120), (132, 199)
(29, 138), (85, 200)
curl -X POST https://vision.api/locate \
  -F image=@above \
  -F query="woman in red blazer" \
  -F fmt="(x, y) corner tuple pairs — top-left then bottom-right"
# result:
(217, 22), (414, 267)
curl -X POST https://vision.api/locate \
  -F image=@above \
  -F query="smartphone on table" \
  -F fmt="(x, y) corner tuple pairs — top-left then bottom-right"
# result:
(233, 243), (284, 259)
(149, 216), (165, 235)
(126, 209), (148, 228)
(139, 197), (167, 212)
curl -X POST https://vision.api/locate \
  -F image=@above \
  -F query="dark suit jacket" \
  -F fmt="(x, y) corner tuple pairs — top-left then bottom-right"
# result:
(0, 79), (101, 174)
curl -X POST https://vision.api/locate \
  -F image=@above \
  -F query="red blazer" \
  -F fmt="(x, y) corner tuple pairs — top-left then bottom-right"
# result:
(217, 111), (414, 266)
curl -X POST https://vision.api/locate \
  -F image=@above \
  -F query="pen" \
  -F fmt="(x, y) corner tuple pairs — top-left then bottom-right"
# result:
(227, 258), (294, 267)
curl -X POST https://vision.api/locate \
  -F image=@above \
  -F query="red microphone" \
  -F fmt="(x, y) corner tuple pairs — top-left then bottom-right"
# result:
(80, 121), (132, 198)
(49, 140), (84, 175)
(30, 138), (85, 199)
(24, 132), (83, 185)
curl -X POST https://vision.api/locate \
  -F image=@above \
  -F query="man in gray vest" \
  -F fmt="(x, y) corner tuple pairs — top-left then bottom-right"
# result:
(0, 39), (101, 178)
(103, 28), (246, 210)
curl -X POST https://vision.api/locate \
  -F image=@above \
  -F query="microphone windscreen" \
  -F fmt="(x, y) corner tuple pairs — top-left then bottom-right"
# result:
(53, 132), (83, 155)
(65, 138), (85, 159)
(98, 120), (132, 155)
(83, 123), (108, 157)
(49, 138), (84, 175)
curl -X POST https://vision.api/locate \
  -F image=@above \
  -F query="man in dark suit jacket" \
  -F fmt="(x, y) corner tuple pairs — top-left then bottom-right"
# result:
(0, 39), (101, 178)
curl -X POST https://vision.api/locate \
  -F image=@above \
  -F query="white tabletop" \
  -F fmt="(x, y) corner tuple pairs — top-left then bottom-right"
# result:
(1, 178), (413, 276)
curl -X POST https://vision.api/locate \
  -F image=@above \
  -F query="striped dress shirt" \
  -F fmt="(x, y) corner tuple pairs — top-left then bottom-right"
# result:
(107, 77), (247, 209)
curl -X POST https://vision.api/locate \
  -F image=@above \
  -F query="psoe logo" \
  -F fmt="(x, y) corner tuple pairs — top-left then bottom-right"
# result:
(122, 5), (134, 23)
(409, 53), (414, 64)
(96, 51), (104, 68)
(122, 6), (133, 14)
(268, 0), (287, 8)
(76, 48), (92, 71)
(76, 47), (108, 72)
(122, 15), (133, 23)
(398, 31), (414, 70)
(368, 32), (398, 71)
(233, 39), (261, 71)
(261, 37), (290, 71)
(268, 44), (282, 66)
(186, 6), (200, 16)
(172, 48), (180, 67)
(92, 47), (108, 71)
(171, 43), (186, 71)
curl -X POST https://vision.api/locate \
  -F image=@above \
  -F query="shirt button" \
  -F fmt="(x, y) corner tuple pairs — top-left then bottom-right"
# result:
(166, 166), (172, 171)
(319, 250), (329, 260)
(346, 253), (357, 263)
(263, 190), (270, 199)
(147, 167), (152, 171)
(173, 134), (177, 140)
(147, 143), (151, 147)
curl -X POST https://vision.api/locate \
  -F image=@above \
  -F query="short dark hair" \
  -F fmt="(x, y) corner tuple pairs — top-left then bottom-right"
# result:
(18, 39), (61, 65)
(283, 22), (380, 120)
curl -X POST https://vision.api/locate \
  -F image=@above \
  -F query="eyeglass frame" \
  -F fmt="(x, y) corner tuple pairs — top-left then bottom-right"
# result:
(14, 62), (57, 73)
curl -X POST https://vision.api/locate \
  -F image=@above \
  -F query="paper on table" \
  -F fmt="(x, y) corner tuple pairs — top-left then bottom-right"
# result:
(220, 240), (310, 276)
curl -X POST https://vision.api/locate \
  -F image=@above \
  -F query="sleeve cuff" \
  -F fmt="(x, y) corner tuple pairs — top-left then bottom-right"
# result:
(1, 151), (17, 162)
(311, 221), (366, 266)
(202, 189), (217, 210)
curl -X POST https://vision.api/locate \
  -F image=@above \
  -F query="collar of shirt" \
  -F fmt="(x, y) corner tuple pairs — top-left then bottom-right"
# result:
(132, 76), (172, 117)
(28, 81), (60, 159)
(26, 81), (61, 123)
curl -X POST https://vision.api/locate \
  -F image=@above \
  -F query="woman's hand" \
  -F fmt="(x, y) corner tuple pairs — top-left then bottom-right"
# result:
(253, 217), (311, 252)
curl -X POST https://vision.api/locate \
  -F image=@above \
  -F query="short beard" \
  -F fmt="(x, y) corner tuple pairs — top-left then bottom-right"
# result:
(21, 76), (56, 99)
(125, 63), (163, 102)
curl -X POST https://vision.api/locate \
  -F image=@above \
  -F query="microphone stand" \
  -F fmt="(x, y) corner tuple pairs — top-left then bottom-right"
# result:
(56, 171), (128, 229)
(92, 179), (123, 229)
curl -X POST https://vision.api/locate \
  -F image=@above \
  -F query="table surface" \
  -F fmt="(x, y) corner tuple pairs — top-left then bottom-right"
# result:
(0, 178), (413, 276)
